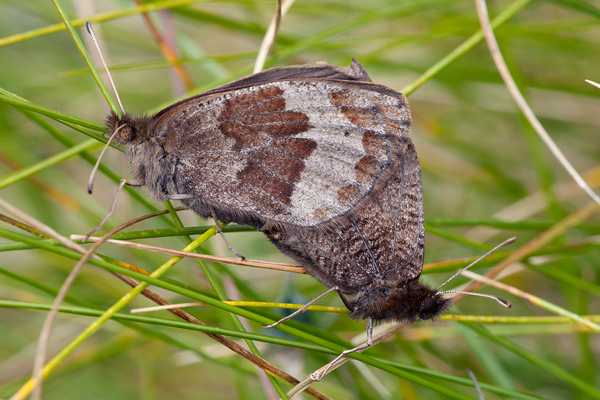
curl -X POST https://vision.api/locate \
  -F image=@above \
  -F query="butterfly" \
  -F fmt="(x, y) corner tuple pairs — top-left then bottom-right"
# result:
(104, 59), (412, 239)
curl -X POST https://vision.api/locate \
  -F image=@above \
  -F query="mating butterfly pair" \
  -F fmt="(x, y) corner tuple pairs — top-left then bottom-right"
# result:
(105, 58), (451, 326)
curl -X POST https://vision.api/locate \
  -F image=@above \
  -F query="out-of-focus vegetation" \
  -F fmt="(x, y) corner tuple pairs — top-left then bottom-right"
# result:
(0, 0), (599, 399)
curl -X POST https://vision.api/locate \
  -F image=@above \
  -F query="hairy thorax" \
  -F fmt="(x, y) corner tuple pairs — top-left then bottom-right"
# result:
(106, 111), (179, 203)
(127, 139), (178, 203)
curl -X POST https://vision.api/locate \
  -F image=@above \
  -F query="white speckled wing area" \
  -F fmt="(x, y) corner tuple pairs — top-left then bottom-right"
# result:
(157, 79), (411, 228)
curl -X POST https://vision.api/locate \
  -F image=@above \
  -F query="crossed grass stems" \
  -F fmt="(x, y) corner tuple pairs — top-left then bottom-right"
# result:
(5, 1), (596, 398)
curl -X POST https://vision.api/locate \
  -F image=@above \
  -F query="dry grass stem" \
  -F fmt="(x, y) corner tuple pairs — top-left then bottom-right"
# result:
(460, 270), (600, 332)
(70, 234), (307, 274)
(111, 270), (334, 400)
(475, 0), (600, 206)
(460, 201), (599, 297)
(133, 0), (194, 92)
(0, 197), (106, 400)
(254, 0), (296, 73)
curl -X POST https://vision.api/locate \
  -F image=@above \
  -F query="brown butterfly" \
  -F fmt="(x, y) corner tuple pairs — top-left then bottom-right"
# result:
(104, 59), (411, 238)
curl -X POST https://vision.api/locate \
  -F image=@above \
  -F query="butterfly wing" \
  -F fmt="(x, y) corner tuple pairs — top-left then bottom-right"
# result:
(198, 57), (372, 94)
(156, 77), (411, 229)
(263, 140), (425, 294)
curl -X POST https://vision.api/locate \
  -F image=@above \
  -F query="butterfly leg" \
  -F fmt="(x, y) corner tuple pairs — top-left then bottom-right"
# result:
(263, 286), (340, 328)
(337, 291), (354, 312)
(167, 194), (193, 200)
(85, 179), (145, 241)
(210, 206), (245, 260)
(310, 317), (373, 381)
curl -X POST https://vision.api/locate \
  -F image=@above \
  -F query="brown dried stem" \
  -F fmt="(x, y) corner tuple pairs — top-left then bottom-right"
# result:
(71, 234), (306, 274)
(475, 0), (600, 206)
(254, 0), (296, 73)
(111, 270), (333, 400)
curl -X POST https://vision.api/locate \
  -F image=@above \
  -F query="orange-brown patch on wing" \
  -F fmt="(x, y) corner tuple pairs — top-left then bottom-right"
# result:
(313, 208), (328, 220)
(337, 184), (362, 207)
(220, 86), (284, 120)
(362, 131), (387, 158)
(252, 97), (286, 114)
(329, 91), (354, 108)
(220, 121), (271, 151)
(273, 138), (317, 158)
(330, 92), (380, 130)
(237, 161), (295, 205)
(219, 85), (312, 150)
(355, 156), (380, 185)
(249, 149), (307, 184)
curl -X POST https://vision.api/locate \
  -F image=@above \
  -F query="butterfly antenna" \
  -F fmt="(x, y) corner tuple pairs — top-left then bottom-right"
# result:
(586, 79), (600, 90)
(438, 290), (511, 308)
(86, 21), (124, 114)
(87, 125), (127, 194)
(85, 21), (126, 194)
(436, 237), (516, 292)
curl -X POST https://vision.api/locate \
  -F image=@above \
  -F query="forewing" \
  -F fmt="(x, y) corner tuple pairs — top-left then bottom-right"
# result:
(200, 57), (372, 93)
(265, 141), (425, 294)
(158, 79), (411, 228)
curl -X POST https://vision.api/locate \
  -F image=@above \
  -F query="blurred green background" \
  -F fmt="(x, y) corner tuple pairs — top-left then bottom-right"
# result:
(1, 0), (599, 399)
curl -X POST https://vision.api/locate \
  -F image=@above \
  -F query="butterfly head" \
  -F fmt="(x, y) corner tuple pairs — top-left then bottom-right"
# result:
(105, 111), (153, 147)
(349, 278), (452, 323)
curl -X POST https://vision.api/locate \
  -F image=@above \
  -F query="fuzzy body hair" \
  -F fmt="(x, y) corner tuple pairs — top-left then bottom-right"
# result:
(106, 112), (178, 205)
(348, 278), (452, 322)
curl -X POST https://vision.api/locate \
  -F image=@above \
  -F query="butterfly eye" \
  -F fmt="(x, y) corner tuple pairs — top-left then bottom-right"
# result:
(119, 125), (135, 141)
